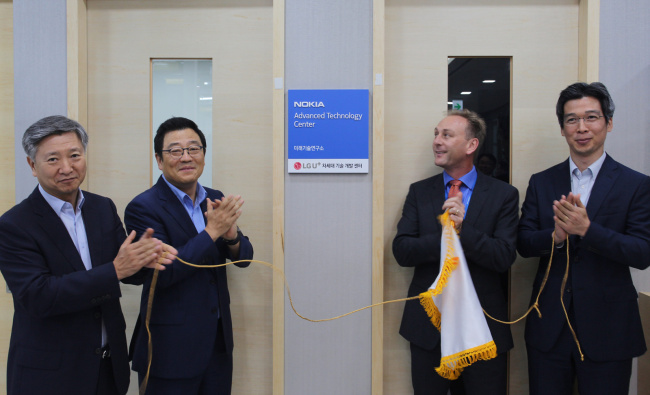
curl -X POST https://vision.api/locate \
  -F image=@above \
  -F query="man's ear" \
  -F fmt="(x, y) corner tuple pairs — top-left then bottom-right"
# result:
(606, 117), (613, 133)
(27, 156), (37, 177)
(466, 138), (479, 156)
(155, 153), (163, 171)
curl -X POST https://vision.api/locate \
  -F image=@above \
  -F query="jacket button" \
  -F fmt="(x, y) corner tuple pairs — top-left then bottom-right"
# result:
(565, 288), (572, 293)
(211, 308), (217, 314)
(94, 312), (101, 319)
(95, 348), (102, 355)
(210, 279), (217, 285)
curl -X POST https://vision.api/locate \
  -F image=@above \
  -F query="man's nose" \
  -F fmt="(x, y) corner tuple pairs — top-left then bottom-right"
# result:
(59, 158), (73, 173)
(180, 149), (192, 160)
(576, 118), (589, 131)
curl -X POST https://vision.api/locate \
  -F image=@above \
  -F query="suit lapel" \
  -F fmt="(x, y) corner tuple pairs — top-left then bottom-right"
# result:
(30, 188), (86, 272)
(155, 177), (199, 237)
(546, 160), (575, 245)
(200, 199), (210, 226)
(553, 159), (572, 201)
(464, 172), (489, 226)
(81, 194), (105, 269)
(428, 174), (447, 219)
(586, 155), (618, 219)
(200, 194), (221, 278)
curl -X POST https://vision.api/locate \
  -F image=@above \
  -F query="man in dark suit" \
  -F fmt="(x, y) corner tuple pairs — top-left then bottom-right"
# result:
(125, 117), (253, 395)
(518, 82), (650, 395)
(0, 115), (174, 395)
(393, 109), (519, 395)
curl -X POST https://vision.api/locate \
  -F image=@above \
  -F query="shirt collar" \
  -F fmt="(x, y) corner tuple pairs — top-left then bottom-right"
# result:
(569, 152), (607, 178)
(443, 166), (478, 190)
(162, 175), (207, 208)
(38, 184), (85, 213)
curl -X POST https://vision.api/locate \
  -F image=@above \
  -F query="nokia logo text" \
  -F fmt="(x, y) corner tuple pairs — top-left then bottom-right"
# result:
(294, 101), (325, 108)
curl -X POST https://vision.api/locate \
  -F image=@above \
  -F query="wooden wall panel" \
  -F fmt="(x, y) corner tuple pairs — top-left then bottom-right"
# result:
(384, 2), (579, 394)
(86, 2), (273, 393)
(0, 1), (14, 392)
(0, 0), (14, 212)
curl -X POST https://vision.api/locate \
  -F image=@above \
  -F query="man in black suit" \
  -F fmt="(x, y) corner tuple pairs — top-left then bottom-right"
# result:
(0, 115), (175, 395)
(393, 109), (519, 394)
(518, 82), (650, 395)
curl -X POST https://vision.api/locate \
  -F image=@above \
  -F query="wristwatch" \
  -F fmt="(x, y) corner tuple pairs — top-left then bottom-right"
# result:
(222, 229), (242, 246)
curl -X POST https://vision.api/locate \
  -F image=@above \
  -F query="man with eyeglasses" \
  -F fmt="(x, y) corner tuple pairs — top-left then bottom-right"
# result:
(518, 82), (650, 394)
(125, 117), (253, 394)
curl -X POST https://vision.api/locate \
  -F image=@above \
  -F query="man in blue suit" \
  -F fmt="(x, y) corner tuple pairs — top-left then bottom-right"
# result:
(125, 117), (253, 394)
(518, 82), (650, 395)
(0, 115), (174, 395)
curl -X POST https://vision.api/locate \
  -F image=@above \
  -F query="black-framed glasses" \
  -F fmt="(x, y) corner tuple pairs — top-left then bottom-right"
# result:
(564, 115), (604, 126)
(161, 145), (205, 159)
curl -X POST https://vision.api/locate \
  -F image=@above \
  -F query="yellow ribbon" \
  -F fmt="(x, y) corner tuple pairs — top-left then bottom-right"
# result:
(139, 230), (581, 394)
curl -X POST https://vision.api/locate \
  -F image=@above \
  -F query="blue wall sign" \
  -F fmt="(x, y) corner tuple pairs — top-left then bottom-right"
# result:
(288, 89), (369, 173)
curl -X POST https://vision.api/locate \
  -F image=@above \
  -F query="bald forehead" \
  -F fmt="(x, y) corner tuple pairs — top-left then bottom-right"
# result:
(435, 115), (468, 134)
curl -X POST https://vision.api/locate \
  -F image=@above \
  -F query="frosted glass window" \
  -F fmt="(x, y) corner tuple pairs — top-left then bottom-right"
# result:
(152, 59), (213, 187)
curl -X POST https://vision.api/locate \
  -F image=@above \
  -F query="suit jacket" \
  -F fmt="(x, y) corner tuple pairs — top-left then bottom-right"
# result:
(518, 155), (650, 361)
(125, 176), (253, 379)
(393, 171), (519, 353)
(0, 187), (130, 395)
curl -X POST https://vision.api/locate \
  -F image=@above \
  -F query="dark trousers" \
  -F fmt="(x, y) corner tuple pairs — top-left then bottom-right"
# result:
(96, 353), (120, 395)
(139, 319), (233, 395)
(410, 342), (507, 395)
(527, 322), (632, 395)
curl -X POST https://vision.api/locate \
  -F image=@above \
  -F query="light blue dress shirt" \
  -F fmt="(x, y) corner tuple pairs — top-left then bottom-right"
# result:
(162, 175), (208, 234)
(569, 152), (606, 206)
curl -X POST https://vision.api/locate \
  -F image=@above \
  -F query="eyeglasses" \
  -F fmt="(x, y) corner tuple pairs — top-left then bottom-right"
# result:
(161, 145), (204, 159)
(564, 115), (604, 126)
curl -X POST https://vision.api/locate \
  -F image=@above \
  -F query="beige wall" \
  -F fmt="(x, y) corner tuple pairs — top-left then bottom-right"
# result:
(2, 1), (599, 394)
(0, 1), (14, 392)
(86, 1), (273, 394)
(0, 2), (14, 212)
(383, 1), (579, 393)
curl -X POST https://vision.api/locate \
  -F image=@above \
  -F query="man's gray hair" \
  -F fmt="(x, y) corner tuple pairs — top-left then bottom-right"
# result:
(22, 115), (89, 160)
